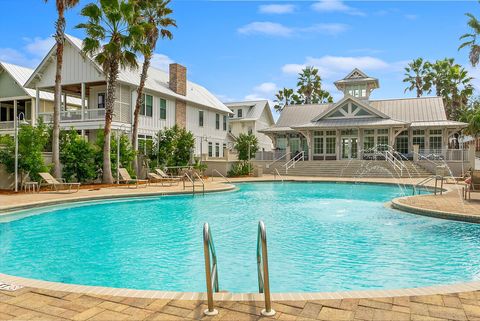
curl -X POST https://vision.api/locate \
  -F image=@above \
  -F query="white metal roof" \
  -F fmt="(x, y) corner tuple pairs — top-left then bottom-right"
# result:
(65, 34), (231, 114)
(0, 61), (81, 106)
(224, 100), (274, 123)
(294, 118), (408, 129)
(369, 97), (448, 122)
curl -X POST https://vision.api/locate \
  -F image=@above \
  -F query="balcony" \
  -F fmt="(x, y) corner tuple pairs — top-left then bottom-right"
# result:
(0, 120), (32, 131)
(38, 108), (106, 123)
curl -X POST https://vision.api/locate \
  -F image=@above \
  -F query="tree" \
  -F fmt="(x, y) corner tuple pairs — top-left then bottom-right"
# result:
(131, 0), (176, 175)
(296, 66), (332, 104)
(0, 122), (50, 184)
(235, 133), (259, 161)
(403, 58), (431, 97)
(94, 130), (136, 180)
(45, 0), (80, 179)
(152, 125), (195, 168)
(273, 88), (295, 112)
(459, 97), (480, 139)
(459, 12), (480, 67)
(60, 129), (98, 183)
(77, 0), (143, 183)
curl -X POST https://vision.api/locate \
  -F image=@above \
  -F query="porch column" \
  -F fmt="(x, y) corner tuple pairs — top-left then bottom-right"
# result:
(308, 131), (313, 161)
(13, 100), (17, 122)
(336, 129), (340, 160)
(81, 82), (86, 120)
(358, 128), (362, 159)
(35, 87), (40, 125)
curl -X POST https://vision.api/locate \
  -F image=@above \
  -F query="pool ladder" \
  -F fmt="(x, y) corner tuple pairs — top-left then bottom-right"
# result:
(203, 221), (275, 317)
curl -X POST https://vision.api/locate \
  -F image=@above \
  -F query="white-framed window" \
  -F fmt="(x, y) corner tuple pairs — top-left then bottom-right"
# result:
(429, 129), (443, 150)
(364, 129), (375, 150)
(138, 134), (153, 155)
(412, 129), (425, 150)
(395, 131), (409, 154)
(215, 143), (220, 157)
(159, 98), (167, 120)
(325, 130), (336, 154)
(313, 131), (324, 155)
(215, 114), (220, 130)
(237, 109), (243, 118)
(199, 110), (204, 127)
(208, 142), (212, 157)
(141, 94), (153, 117)
(97, 93), (105, 109)
(223, 115), (227, 131)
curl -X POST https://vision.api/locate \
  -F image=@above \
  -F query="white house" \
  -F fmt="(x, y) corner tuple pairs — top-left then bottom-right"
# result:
(22, 34), (232, 158)
(224, 100), (274, 151)
(0, 61), (81, 134)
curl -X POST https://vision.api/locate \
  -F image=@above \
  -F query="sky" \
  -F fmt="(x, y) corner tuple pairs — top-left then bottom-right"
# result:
(0, 0), (479, 118)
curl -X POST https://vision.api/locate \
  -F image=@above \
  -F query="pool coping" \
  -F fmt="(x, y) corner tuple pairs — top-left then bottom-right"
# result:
(0, 178), (476, 301)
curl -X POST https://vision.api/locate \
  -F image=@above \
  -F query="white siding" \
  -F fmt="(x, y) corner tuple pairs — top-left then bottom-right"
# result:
(36, 42), (104, 88)
(255, 108), (274, 151)
(186, 104), (229, 157)
(88, 84), (131, 123)
(132, 90), (176, 136)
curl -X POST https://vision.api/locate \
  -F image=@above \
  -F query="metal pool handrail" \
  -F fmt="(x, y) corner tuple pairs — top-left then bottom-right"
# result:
(203, 223), (219, 316)
(274, 168), (284, 182)
(212, 169), (232, 184)
(257, 221), (276, 317)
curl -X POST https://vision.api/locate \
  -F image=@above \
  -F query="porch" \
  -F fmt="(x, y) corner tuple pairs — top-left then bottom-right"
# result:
(0, 98), (33, 133)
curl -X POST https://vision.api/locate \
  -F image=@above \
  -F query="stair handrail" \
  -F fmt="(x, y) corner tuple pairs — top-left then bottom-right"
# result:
(212, 169), (231, 183)
(284, 151), (305, 174)
(412, 175), (443, 195)
(384, 150), (406, 176)
(266, 152), (290, 169)
(203, 223), (219, 316)
(257, 221), (275, 317)
(193, 171), (205, 195)
(273, 168), (284, 182)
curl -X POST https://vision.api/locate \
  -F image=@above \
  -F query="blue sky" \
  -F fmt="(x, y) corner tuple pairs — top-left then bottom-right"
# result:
(0, 0), (479, 116)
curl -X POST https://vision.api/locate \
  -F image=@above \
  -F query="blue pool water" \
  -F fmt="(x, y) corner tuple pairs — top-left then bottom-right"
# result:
(0, 182), (479, 293)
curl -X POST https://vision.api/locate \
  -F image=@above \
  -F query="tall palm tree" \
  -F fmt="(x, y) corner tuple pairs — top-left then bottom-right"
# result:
(403, 58), (431, 97)
(45, 0), (80, 179)
(444, 63), (474, 120)
(131, 0), (176, 175)
(459, 12), (480, 67)
(297, 66), (322, 104)
(77, 0), (143, 183)
(273, 88), (294, 112)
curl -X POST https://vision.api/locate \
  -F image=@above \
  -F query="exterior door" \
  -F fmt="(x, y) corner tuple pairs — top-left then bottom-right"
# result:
(290, 138), (301, 156)
(341, 137), (358, 159)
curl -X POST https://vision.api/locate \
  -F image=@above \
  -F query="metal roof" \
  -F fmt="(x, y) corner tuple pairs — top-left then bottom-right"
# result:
(224, 100), (274, 123)
(65, 35), (231, 114)
(369, 97), (447, 122)
(294, 118), (408, 129)
(0, 61), (81, 105)
(410, 121), (467, 128)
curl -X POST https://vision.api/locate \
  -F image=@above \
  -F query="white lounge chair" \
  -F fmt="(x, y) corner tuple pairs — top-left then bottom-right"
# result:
(118, 168), (148, 188)
(39, 172), (81, 193)
(155, 168), (181, 185)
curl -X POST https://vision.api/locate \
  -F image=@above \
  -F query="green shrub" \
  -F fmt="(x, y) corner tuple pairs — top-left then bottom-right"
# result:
(235, 133), (259, 161)
(0, 122), (50, 182)
(60, 129), (99, 183)
(227, 161), (253, 177)
(151, 125), (195, 169)
(95, 130), (136, 179)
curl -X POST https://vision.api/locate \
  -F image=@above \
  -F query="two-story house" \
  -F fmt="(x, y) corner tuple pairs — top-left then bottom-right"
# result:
(20, 34), (231, 157)
(224, 100), (274, 151)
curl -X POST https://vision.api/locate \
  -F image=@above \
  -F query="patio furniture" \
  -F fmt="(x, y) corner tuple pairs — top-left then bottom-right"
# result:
(465, 171), (480, 200)
(118, 168), (148, 188)
(155, 168), (182, 185)
(147, 172), (176, 186)
(39, 173), (80, 193)
(23, 181), (39, 193)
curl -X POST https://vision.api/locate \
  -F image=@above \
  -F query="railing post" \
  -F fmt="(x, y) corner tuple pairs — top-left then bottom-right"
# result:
(257, 221), (275, 317)
(203, 223), (218, 316)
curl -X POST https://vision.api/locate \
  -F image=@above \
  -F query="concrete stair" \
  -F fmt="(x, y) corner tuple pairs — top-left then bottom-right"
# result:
(275, 160), (432, 178)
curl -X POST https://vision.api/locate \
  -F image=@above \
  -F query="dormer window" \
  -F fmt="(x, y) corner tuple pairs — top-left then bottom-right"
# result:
(347, 85), (367, 98)
(237, 109), (243, 118)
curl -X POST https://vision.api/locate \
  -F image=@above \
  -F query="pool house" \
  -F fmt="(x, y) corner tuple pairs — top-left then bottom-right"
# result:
(260, 69), (468, 162)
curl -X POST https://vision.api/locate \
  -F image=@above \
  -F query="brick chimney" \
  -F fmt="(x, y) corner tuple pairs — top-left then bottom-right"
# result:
(169, 63), (187, 128)
(169, 63), (187, 96)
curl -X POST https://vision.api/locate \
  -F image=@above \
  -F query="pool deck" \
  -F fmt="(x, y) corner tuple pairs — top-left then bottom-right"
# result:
(1, 175), (480, 320)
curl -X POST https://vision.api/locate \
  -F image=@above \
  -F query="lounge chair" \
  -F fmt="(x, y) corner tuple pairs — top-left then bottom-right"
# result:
(147, 172), (176, 186)
(465, 170), (480, 200)
(155, 168), (182, 185)
(39, 172), (81, 193)
(118, 168), (148, 188)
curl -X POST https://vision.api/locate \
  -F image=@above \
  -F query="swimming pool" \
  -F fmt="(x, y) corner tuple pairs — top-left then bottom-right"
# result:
(0, 182), (479, 293)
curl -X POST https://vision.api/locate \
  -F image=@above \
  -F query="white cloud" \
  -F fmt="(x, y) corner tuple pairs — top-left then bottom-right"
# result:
(244, 82), (278, 103)
(23, 36), (55, 57)
(254, 82), (277, 94)
(238, 22), (293, 37)
(312, 0), (365, 16)
(150, 53), (174, 71)
(405, 14), (418, 20)
(259, 4), (296, 14)
(238, 22), (348, 37)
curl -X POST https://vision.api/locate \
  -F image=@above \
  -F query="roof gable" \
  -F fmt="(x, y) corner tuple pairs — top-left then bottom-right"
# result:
(344, 68), (369, 79)
(312, 95), (388, 122)
(224, 100), (274, 123)
(0, 62), (31, 97)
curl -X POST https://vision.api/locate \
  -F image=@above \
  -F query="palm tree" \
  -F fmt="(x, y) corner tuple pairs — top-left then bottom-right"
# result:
(131, 0), (176, 175)
(459, 13), (480, 67)
(45, 0), (80, 179)
(403, 58), (431, 97)
(273, 88), (294, 112)
(297, 66), (322, 104)
(444, 63), (474, 120)
(459, 98), (480, 139)
(77, 0), (142, 183)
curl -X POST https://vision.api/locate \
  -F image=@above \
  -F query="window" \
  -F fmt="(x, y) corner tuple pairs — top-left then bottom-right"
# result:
(429, 129), (443, 150)
(159, 98), (167, 120)
(364, 136), (374, 150)
(377, 128), (388, 135)
(237, 109), (243, 118)
(229, 112), (234, 118)
(97, 93), (105, 109)
(215, 114), (220, 130)
(223, 115), (227, 131)
(326, 137), (336, 154)
(277, 137), (287, 150)
(223, 143), (227, 151)
(138, 135), (153, 155)
(199, 110), (204, 127)
(413, 130), (425, 150)
(215, 143), (220, 157)
(395, 132), (409, 154)
(141, 94), (153, 117)
(377, 135), (389, 151)
(208, 142), (212, 157)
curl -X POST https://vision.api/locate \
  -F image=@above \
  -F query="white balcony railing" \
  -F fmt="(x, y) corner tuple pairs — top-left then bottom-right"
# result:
(418, 148), (469, 162)
(38, 108), (106, 123)
(0, 120), (32, 131)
